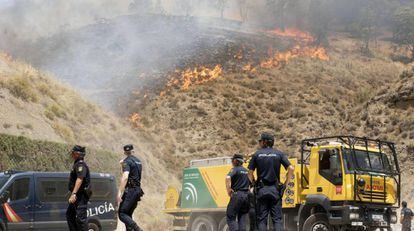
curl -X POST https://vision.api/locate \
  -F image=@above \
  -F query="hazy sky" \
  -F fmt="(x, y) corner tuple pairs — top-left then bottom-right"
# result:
(0, 0), (14, 7)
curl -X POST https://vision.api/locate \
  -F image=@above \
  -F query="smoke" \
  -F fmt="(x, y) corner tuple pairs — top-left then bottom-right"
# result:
(0, 0), (130, 41)
(2, 0), (408, 112)
(0, 0), (274, 111)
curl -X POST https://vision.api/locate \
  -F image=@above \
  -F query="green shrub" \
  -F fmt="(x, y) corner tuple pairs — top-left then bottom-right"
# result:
(0, 133), (119, 175)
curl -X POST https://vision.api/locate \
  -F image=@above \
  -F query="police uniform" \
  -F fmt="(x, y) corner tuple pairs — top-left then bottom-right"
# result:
(226, 157), (250, 231)
(66, 146), (90, 231)
(248, 146), (290, 231)
(401, 205), (413, 231)
(119, 145), (143, 231)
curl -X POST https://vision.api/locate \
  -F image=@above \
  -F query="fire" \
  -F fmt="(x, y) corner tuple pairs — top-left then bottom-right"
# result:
(242, 63), (257, 73)
(267, 28), (314, 42)
(162, 65), (223, 94)
(260, 45), (329, 68)
(129, 113), (141, 127)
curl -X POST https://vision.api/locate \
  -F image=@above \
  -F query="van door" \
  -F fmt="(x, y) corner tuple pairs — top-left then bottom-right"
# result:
(33, 176), (69, 230)
(3, 175), (34, 230)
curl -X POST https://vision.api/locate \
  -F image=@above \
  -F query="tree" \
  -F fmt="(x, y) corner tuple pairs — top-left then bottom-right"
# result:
(276, 0), (289, 30)
(393, 6), (414, 60)
(308, 0), (330, 46)
(216, 0), (227, 19)
(353, 6), (377, 54)
(237, 0), (248, 22)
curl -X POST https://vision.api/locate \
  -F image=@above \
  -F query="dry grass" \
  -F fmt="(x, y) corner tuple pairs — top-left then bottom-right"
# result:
(136, 37), (405, 179)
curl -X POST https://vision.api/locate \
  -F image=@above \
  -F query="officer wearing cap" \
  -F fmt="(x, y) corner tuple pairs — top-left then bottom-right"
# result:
(226, 154), (250, 231)
(118, 144), (143, 231)
(248, 133), (294, 231)
(66, 145), (90, 231)
(401, 201), (413, 231)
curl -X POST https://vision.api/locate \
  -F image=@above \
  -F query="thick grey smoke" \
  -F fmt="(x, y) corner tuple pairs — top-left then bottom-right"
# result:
(0, 0), (271, 111)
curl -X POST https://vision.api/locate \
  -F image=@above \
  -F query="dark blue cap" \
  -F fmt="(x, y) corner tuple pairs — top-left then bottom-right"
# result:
(72, 145), (86, 154)
(123, 144), (134, 152)
(259, 132), (274, 142)
(232, 153), (244, 163)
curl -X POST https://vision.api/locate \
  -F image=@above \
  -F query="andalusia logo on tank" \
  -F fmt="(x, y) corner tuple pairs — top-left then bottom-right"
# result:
(181, 168), (217, 208)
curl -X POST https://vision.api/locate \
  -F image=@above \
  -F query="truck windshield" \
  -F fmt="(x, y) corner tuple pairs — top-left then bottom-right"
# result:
(343, 149), (393, 173)
(0, 176), (9, 189)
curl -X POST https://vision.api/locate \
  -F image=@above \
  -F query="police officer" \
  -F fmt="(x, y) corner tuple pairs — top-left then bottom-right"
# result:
(118, 144), (143, 231)
(226, 154), (250, 231)
(248, 133), (294, 231)
(401, 201), (413, 231)
(66, 145), (90, 231)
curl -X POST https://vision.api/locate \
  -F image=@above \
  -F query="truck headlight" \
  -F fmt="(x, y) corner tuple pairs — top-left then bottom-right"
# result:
(390, 214), (397, 224)
(350, 213), (360, 220)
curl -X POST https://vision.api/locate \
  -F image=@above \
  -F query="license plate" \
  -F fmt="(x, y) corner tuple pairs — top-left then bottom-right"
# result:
(372, 214), (384, 221)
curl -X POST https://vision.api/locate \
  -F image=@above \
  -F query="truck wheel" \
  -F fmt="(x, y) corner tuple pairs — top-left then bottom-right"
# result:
(302, 213), (330, 231)
(218, 217), (229, 231)
(88, 222), (100, 231)
(190, 215), (218, 231)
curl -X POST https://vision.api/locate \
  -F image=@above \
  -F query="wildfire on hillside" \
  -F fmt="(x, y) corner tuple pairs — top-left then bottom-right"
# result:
(260, 45), (329, 68)
(160, 65), (223, 96)
(157, 28), (329, 96)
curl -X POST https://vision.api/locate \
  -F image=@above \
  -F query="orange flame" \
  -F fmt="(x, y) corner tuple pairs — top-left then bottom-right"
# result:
(129, 113), (141, 127)
(242, 63), (257, 73)
(267, 28), (314, 42)
(163, 65), (223, 93)
(260, 45), (329, 68)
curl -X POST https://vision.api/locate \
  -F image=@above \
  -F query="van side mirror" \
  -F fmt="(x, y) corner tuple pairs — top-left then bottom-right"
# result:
(0, 191), (10, 203)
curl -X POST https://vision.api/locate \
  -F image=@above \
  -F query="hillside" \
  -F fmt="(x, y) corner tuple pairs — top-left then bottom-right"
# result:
(0, 54), (177, 230)
(137, 37), (401, 170)
(135, 36), (414, 205)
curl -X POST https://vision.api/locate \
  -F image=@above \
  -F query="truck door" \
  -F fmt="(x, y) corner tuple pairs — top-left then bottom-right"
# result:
(315, 148), (343, 195)
(3, 175), (34, 230)
(33, 176), (69, 230)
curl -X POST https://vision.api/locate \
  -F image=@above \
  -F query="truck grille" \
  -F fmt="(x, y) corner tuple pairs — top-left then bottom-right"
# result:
(359, 190), (387, 201)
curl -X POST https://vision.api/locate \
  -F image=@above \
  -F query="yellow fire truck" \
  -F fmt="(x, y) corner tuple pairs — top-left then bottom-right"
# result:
(164, 136), (401, 231)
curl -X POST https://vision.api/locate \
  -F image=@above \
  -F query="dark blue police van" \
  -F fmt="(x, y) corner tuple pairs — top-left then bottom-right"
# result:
(0, 171), (118, 231)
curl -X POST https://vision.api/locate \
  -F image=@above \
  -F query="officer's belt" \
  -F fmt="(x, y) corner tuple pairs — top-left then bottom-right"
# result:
(127, 180), (139, 188)
(257, 179), (277, 187)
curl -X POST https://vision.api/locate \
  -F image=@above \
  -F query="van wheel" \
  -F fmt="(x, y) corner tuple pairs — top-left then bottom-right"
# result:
(302, 213), (330, 231)
(218, 216), (229, 231)
(88, 222), (100, 231)
(190, 215), (217, 231)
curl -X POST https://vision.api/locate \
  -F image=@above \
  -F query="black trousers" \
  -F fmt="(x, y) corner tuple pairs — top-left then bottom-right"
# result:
(256, 186), (282, 231)
(227, 191), (250, 231)
(248, 192), (258, 231)
(119, 187), (142, 231)
(66, 193), (88, 231)
(402, 224), (411, 231)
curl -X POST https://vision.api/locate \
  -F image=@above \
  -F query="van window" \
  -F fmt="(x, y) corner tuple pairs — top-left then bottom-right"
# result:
(0, 176), (9, 189)
(6, 178), (30, 201)
(37, 178), (69, 202)
(91, 179), (113, 201)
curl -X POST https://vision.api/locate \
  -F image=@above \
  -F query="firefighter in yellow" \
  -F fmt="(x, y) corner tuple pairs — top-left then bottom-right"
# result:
(226, 154), (250, 231)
